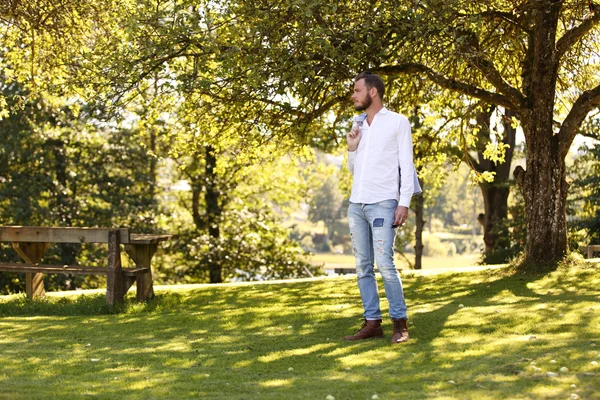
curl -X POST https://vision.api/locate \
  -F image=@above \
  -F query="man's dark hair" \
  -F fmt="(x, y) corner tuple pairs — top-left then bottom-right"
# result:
(354, 72), (385, 100)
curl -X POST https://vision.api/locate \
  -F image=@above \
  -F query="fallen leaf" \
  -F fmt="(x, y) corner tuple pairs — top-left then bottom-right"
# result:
(448, 380), (456, 384)
(371, 395), (380, 400)
(560, 367), (569, 372)
(546, 372), (558, 377)
(326, 396), (335, 400)
(90, 359), (100, 362)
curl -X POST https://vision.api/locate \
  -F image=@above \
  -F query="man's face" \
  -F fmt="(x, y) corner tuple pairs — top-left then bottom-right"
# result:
(352, 79), (372, 111)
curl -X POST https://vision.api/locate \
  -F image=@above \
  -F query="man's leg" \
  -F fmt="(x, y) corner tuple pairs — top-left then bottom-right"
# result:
(344, 202), (384, 340)
(367, 199), (409, 344)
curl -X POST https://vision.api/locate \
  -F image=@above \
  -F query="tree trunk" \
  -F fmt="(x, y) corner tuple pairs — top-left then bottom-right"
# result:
(414, 191), (425, 270)
(49, 139), (78, 289)
(205, 145), (223, 283)
(515, 3), (567, 269)
(473, 107), (516, 261)
(479, 183), (510, 255)
(516, 123), (568, 268)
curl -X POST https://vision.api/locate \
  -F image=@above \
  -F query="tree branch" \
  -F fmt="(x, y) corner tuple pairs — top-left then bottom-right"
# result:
(556, 7), (600, 60)
(559, 83), (600, 158)
(376, 63), (520, 111)
(454, 28), (526, 106)
(459, 10), (530, 33)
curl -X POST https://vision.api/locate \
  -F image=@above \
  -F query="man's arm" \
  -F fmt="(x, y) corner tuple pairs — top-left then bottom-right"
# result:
(346, 122), (361, 174)
(394, 116), (415, 226)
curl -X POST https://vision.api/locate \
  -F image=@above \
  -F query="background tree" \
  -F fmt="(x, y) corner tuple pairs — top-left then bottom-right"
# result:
(1, 1), (321, 287)
(569, 142), (600, 248)
(308, 173), (344, 246)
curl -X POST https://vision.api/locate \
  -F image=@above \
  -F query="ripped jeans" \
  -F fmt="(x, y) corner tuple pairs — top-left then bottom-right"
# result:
(348, 199), (407, 320)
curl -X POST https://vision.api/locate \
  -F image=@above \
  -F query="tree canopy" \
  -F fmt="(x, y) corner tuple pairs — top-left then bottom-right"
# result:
(2, 0), (600, 273)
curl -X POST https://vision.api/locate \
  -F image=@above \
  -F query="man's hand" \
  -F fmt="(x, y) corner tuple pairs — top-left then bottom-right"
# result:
(393, 206), (409, 227)
(347, 123), (361, 151)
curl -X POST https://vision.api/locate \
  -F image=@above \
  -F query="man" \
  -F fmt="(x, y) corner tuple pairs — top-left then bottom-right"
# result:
(345, 72), (419, 344)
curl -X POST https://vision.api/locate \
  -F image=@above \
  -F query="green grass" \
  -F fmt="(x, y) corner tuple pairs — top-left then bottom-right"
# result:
(1, 265), (599, 399)
(309, 252), (482, 270)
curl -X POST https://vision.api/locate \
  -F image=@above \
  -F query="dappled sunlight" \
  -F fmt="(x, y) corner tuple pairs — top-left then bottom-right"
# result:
(323, 344), (365, 358)
(231, 359), (253, 369)
(336, 347), (402, 368)
(1, 268), (599, 398)
(487, 289), (535, 304)
(321, 371), (372, 383)
(258, 343), (336, 363)
(259, 378), (295, 388)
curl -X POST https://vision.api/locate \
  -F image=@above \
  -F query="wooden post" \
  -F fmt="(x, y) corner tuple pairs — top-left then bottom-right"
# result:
(106, 230), (124, 305)
(124, 243), (157, 301)
(12, 242), (50, 298)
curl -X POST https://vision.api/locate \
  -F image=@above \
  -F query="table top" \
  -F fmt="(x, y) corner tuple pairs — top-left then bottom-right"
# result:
(130, 234), (175, 244)
(0, 226), (175, 245)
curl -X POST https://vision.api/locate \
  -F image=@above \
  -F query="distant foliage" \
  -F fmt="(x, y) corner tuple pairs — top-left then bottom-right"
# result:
(172, 207), (319, 282)
(568, 143), (600, 248)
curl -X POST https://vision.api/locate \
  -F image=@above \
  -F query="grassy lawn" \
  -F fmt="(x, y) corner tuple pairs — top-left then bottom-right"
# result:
(309, 252), (483, 271)
(1, 265), (599, 399)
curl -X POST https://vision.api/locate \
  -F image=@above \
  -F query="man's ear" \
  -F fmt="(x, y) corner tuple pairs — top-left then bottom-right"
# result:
(369, 87), (378, 99)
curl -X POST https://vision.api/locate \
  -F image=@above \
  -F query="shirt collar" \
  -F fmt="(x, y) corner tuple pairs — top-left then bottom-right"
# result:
(377, 107), (389, 115)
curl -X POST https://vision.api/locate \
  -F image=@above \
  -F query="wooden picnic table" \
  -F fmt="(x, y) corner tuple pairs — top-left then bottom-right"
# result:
(0, 226), (174, 305)
(587, 245), (600, 259)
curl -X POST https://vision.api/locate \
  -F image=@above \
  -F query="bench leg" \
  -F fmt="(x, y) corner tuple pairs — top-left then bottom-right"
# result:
(106, 230), (124, 306)
(12, 242), (50, 298)
(124, 244), (157, 301)
(26, 272), (45, 298)
(135, 272), (154, 301)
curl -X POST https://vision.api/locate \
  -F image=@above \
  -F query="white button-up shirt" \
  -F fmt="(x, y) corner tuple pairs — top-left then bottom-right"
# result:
(347, 107), (416, 208)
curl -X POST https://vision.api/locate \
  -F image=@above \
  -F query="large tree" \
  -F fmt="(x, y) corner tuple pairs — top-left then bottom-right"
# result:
(217, 0), (600, 269)
(4, 1), (600, 270)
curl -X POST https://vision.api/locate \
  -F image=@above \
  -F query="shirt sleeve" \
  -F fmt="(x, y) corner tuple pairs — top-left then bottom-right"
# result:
(397, 116), (415, 208)
(347, 151), (356, 175)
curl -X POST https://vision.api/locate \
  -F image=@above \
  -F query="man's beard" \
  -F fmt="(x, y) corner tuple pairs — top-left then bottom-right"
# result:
(354, 95), (372, 111)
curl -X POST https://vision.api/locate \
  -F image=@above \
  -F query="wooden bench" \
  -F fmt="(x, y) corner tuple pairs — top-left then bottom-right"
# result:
(587, 245), (600, 259)
(0, 226), (173, 305)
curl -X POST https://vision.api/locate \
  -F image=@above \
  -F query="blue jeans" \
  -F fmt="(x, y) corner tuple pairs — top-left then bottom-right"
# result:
(348, 199), (407, 320)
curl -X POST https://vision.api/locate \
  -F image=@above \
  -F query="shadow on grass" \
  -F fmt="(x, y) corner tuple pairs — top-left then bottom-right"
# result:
(0, 266), (598, 399)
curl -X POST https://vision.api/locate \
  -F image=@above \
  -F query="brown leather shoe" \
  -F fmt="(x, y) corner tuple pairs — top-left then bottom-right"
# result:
(391, 318), (409, 344)
(344, 319), (384, 340)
